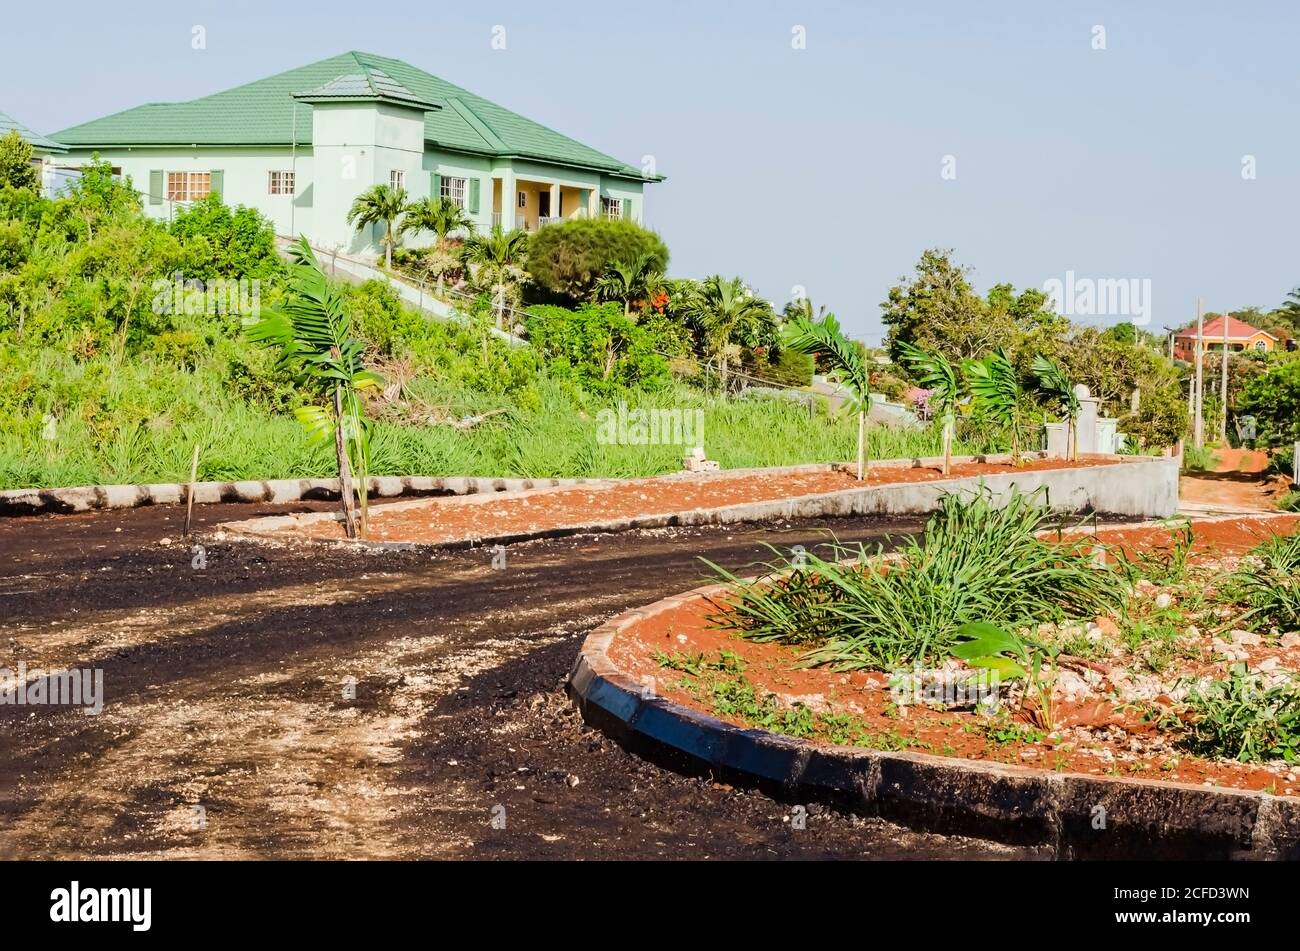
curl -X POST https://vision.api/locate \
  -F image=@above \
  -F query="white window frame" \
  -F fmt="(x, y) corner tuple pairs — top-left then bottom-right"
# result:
(441, 175), (467, 208)
(268, 170), (295, 196)
(390, 169), (405, 191)
(601, 196), (622, 220)
(517, 190), (527, 209)
(166, 171), (211, 202)
(1254, 340), (1267, 352)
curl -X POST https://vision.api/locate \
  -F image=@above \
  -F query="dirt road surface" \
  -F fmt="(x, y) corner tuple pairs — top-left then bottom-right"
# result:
(0, 503), (1026, 860)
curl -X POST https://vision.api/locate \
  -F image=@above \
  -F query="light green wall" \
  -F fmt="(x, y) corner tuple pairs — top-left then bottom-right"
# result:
(59, 145), (314, 239)
(60, 101), (651, 260)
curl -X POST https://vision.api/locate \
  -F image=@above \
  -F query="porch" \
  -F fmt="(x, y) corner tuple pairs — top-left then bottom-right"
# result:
(490, 176), (623, 231)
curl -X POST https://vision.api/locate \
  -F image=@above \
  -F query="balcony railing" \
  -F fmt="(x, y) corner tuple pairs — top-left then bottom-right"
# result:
(490, 209), (588, 231)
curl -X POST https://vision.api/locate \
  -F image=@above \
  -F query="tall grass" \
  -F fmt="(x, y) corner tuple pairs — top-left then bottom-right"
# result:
(706, 489), (1128, 670)
(1231, 532), (1300, 633)
(0, 357), (991, 488)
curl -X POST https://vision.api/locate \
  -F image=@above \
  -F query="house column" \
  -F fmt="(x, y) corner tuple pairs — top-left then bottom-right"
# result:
(549, 182), (561, 221)
(500, 170), (516, 229)
(587, 186), (600, 219)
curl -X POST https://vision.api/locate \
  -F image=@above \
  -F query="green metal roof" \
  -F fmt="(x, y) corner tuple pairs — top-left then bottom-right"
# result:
(293, 66), (439, 111)
(0, 110), (66, 153)
(52, 51), (658, 180)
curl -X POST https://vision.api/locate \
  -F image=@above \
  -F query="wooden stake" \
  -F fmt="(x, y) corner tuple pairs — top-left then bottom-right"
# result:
(182, 443), (200, 538)
(856, 410), (865, 480)
(334, 386), (359, 539)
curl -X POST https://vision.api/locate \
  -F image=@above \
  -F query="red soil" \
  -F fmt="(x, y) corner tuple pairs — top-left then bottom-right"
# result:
(608, 515), (1300, 796)
(1211, 448), (1271, 474)
(273, 456), (1120, 545)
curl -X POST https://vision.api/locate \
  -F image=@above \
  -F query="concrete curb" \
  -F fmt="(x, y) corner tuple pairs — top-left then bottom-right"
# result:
(216, 455), (1181, 552)
(567, 581), (1300, 860)
(0, 460), (868, 518)
(0, 474), (616, 517)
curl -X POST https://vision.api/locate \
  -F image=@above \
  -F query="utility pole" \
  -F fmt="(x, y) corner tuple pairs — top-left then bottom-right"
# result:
(1219, 311), (1230, 444)
(1193, 298), (1205, 449)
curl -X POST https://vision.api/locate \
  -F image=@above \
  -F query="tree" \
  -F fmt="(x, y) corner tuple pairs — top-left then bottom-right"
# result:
(401, 196), (475, 246)
(882, 249), (991, 362)
(525, 217), (668, 304)
(58, 155), (139, 241)
(462, 226), (529, 325)
(898, 341), (962, 475)
(346, 184), (408, 269)
(965, 346), (1027, 464)
(0, 130), (38, 192)
(1238, 359), (1300, 448)
(244, 238), (384, 538)
(782, 312), (872, 479)
(591, 251), (664, 317)
(882, 249), (1068, 369)
(1033, 356), (1081, 461)
(679, 275), (775, 391)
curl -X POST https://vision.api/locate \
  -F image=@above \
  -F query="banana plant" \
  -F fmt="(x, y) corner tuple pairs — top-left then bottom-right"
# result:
(898, 341), (961, 475)
(781, 312), (872, 479)
(245, 237), (383, 538)
(952, 620), (1059, 731)
(1032, 355), (1081, 461)
(965, 346), (1026, 465)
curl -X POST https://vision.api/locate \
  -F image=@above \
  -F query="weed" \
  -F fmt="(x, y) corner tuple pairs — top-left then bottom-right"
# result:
(1162, 664), (1300, 762)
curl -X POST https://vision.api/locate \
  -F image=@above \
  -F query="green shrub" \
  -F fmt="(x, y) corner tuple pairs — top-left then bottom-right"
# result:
(525, 218), (668, 303)
(1170, 664), (1300, 762)
(0, 131), (38, 192)
(525, 302), (669, 396)
(1239, 358), (1300, 448)
(708, 488), (1126, 670)
(1181, 444), (1219, 472)
(168, 194), (281, 280)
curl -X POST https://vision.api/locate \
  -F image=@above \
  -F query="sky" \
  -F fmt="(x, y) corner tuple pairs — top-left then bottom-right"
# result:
(4, 0), (1298, 344)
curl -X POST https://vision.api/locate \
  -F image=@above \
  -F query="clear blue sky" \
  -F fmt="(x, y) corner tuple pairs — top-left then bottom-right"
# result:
(5, 0), (1297, 343)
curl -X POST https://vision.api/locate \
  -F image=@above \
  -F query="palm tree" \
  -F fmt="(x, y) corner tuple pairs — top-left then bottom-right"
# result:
(783, 312), (873, 479)
(592, 251), (664, 317)
(1033, 355), (1082, 461)
(899, 341), (962, 475)
(346, 184), (408, 270)
(399, 197), (475, 298)
(245, 238), (384, 538)
(965, 346), (1026, 464)
(401, 196), (475, 246)
(462, 226), (529, 326)
(681, 276), (774, 391)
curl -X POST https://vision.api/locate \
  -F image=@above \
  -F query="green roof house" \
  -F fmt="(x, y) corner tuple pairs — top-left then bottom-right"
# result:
(1, 110), (69, 197)
(52, 51), (661, 257)
(1, 110), (68, 155)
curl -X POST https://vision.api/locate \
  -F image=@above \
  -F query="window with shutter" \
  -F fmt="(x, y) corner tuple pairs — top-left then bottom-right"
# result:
(468, 178), (480, 214)
(149, 170), (163, 205)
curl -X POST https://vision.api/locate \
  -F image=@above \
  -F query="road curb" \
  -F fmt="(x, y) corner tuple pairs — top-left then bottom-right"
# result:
(214, 455), (1181, 551)
(0, 474), (612, 517)
(566, 582), (1300, 860)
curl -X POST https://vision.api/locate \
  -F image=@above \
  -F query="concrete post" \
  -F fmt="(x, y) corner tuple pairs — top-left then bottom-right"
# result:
(1074, 384), (1099, 455)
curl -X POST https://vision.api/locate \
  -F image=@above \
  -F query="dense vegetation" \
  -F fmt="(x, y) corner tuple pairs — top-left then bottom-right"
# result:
(0, 163), (965, 489)
(6, 152), (1294, 492)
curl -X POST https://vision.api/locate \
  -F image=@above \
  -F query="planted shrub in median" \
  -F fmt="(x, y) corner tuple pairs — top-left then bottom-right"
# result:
(706, 488), (1128, 671)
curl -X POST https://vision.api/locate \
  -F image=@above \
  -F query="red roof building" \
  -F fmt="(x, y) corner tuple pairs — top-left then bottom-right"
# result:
(1172, 316), (1277, 361)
